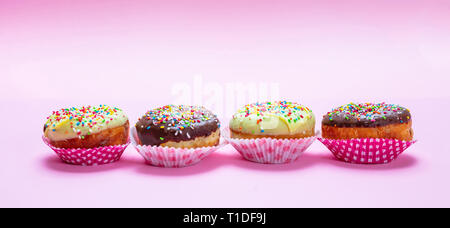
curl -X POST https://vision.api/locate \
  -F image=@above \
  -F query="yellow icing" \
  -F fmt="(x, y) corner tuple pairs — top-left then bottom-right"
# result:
(44, 105), (128, 141)
(230, 101), (315, 136)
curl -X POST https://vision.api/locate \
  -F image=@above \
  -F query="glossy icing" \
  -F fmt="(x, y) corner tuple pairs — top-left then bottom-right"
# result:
(230, 101), (315, 136)
(44, 105), (128, 141)
(322, 102), (411, 127)
(135, 105), (220, 146)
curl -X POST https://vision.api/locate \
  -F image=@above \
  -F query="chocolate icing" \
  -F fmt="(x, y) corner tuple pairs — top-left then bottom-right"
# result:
(322, 103), (411, 128)
(135, 105), (220, 146)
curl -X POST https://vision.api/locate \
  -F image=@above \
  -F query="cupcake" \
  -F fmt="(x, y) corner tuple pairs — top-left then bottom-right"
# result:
(135, 105), (220, 148)
(227, 101), (317, 164)
(230, 101), (315, 139)
(319, 102), (416, 164)
(322, 102), (413, 141)
(43, 105), (130, 165)
(132, 105), (223, 167)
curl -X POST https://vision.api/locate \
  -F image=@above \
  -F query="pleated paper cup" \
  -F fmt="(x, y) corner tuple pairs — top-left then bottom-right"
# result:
(224, 128), (317, 164)
(131, 127), (227, 168)
(318, 137), (417, 164)
(42, 136), (130, 166)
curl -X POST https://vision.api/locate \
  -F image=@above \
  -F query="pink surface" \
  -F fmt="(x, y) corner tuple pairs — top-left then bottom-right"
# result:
(1, 0), (450, 207)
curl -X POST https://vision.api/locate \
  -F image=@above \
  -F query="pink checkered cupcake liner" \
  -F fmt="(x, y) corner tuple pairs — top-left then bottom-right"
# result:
(224, 129), (317, 164)
(131, 127), (227, 168)
(318, 137), (417, 164)
(42, 136), (130, 166)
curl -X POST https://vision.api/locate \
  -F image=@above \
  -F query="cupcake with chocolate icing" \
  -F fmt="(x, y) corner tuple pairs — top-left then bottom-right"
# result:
(322, 102), (413, 141)
(135, 105), (220, 149)
(318, 102), (416, 164)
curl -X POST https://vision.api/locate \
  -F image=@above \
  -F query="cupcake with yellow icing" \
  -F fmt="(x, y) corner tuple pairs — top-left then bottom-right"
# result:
(42, 105), (130, 166)
(230, 101), (315, 139)
(227, 101), (317, 164)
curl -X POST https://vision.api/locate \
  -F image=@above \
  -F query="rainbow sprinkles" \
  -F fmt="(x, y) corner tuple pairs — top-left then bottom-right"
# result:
(44, 105), (128, 141)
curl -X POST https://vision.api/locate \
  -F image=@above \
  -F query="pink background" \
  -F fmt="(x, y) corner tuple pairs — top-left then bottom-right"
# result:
(1, 0), (450, 207)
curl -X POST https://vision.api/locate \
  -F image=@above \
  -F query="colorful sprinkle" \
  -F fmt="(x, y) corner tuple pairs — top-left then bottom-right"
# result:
(325, 102), (409, 124)
(232, 101), (313, 125)
(45, 105), (126, 138)
(139, 105), (218, 132)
